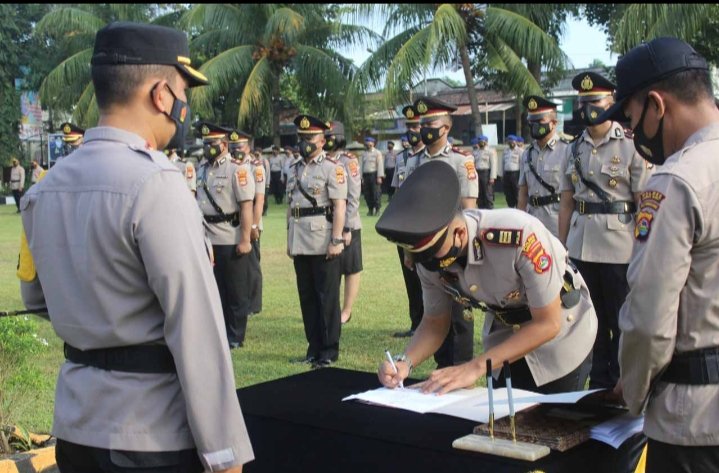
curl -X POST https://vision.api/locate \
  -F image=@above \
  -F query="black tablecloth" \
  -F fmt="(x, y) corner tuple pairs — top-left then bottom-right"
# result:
(237, 367), (622, 473)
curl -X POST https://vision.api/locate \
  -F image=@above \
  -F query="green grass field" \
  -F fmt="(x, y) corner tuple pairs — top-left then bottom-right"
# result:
(0, 191), (508, 433)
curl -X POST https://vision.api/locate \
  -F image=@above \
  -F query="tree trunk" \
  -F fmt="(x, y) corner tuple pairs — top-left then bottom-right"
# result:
(271, 72), (281, 147)
(459, 44), (482, 137)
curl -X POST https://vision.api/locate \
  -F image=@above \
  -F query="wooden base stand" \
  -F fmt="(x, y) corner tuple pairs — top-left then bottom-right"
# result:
(452, 434), (550, 461)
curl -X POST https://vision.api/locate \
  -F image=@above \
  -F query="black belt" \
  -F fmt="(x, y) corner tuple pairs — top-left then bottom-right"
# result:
(575, 199), (636, 215)
(529, 194), (561, 207)
(662, 347), (719, 385)
(488, 305), (532, 327)
(11, 180), (20, 182)
(204, 212), (239, 224)
(291, 206), (331, 218)
(64, 343), (176, 374)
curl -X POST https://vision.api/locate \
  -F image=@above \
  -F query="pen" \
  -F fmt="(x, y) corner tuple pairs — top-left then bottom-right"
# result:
(486, 359), (494, 440)
(385, 349), (404, 389)
(504, 360), (516, 442)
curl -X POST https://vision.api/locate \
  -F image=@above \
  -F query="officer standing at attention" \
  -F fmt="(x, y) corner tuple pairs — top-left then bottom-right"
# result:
(287, 114), (347, 369)
(165, 147), (197, 195)
(409, 96), (479, 368)
(9, 158), (25, 213)
(502, 134), (522, 207)
(281, 147), (298, 192)
(30, 160), (44, 185)
(59, 122), (85, 158)
(19, 21), (252, 472)
(228, 129), (265, 316)
(472, 135), (497, 209)
(557, 71), (652, 389)
(196, 122), (256, 349)
(376, 161), (597, 394)
(383, 140), (397, 200)
(517, 96), (570, 238)
(269, 145), (285, 204)
(597, 37), (719, 472)
(324, 126), (362, 325)
(360, 136), (384, 216)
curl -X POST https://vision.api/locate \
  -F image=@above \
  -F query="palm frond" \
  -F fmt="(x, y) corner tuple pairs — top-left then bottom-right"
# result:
(190, 46), (256, 116)
(72, 81), (98, 128)
(384, 27), (433, 105)
(35, 7), (104, 39)
(151, 8), (187, 28)
(486, 37), (542, 96)
(305, 23), (383, 54)
(426, 4), (467, 65)
(39, 48), (93, 109)
(237, 57), (274, 128)
(107, 4), (151, 22)
(190, 29), (245, 57)
(264, 7), (306, 45)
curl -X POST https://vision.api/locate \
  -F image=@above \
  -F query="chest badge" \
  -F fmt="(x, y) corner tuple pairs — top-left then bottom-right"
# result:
(609, 178), (617, 188)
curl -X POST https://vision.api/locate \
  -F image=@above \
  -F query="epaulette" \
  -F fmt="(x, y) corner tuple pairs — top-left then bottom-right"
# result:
(325, 156), (339, 164)
(252, 158), (262, 166)
(231, 158), (244, 165)
(451, 146), (471, 156)
(481, 228), (523, 247)
(560, 135), (578, 144)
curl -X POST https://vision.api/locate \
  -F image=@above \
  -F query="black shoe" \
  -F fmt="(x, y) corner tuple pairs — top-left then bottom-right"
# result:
(290, 356), (316, 365)
(311, 359), (333, 369)
(229, 341), (243, 350)
(392, 329), (415, 338)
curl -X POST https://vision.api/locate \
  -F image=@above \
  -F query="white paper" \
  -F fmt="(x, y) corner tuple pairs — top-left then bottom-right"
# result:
(589, 413), (644, 449)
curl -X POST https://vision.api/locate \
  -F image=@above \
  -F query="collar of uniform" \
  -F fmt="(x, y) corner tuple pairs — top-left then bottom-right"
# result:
(211, 153), (229, 167)
(302, 152), (325, 166)
(411, 145), (426, 156)
(425, 143), (452, 159)
(677, 123), (719, 156)
(83, 127), (149, 149)
(609, 121), (625, 140)
(531, 134), (557, 153)
(581, 122), (620, 147)
(464, 211), (484, 266)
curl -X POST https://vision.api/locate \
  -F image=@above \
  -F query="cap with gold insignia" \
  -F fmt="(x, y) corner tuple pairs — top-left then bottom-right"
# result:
(91, 21), (208, 87)
(60, 122), (85, 143)
(402, 105), (421, 124)
(524, 95), (558, 120)
(227, 129), (252, 144)
(414, 97), (458, 122)
(196, 122), (232, 142)
(324, 121), (345, 151)
(294, 114), (330, 135)
(572, 71), (615, 103)
(375, 160), (460, 262)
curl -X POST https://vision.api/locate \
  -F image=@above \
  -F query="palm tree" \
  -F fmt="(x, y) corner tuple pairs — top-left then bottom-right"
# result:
(182, 4), (380, 144)
(348, 4), (569, 136)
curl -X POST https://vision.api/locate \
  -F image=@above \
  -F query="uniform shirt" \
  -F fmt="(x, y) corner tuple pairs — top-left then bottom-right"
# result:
(287, 153), (348, 255)
(418, 209), (597, 386)
(168, 154), (197, 193)
(391, 146), (425, 188)
(502, 146), (522, 172)
(384, 149), (397, 169)
(19, 127), (253, 470)
(519, 135), (570, 237)
(10, 165), (25, 190)
(408, 143), (479, 200)
(239, 154), (267, 232)
(262, 157), (270, 189)
(560, 122), (652, 263)
(338, 151), (362, 230)
(619, 123), (719, 446)
(31, 165), (44, 184)
(196, 153), (256, 245)
(281, 155), (299, 183)
(269, 153), (284, 172)
(360, 148), (385, 177)
(473, 146), (497, 178)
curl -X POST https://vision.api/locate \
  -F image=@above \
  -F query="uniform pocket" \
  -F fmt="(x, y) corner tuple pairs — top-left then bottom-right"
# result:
(309, 220), (327, 231)
(607, 214), (631, 231)
(600, 163), (626, 177)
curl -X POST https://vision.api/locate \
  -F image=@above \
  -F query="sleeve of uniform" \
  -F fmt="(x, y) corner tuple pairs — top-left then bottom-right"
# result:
(559, 145), (575, 193)
(518, 150), (528, 186)
(131, 170), (254, 470)
(391, 162), (400, 188)
(254, 164), (266, 195)
(619, 175), (698, 415)
(327, 160), (348, 200)
(459, 154), (479, 198)
(344, 160), (361, 223)
(185, 162), (197, 192)
(232, 163), (256, 202)
(490, 149), (498, 181)
(377, 151), (385, 178)
(417, 266), (453, 316)
(515, 224), (564, 309)
(629, 147), (652, 192)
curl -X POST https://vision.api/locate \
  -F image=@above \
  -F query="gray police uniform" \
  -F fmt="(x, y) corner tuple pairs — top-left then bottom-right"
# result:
(10, 164), (25, 212)
(287, 152), (348, 361)
(418, 208), (597, 390)
(560, 121), (652, 388)
(360, 148), (384, 213)
(519, 134), (570, 237)
(197, 152), (256, 346)
(168, 153), (197, 193)
(384, 148), (397, 197)
(502, 146), (522, 208)
(20, 127), (253, 470)
(410, 144), (480, 201)
(473, 146), (497, 209)
(338, 151), (363, 275)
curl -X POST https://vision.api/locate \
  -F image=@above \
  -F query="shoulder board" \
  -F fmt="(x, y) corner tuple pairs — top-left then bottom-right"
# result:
(252, 158), (262, 166)
(451, 146), (471, 156)
(560, 136), (577, 144)
(481, 228), (523, 247)
(623, 128), (633, 139)
(325, 156), (339, 164)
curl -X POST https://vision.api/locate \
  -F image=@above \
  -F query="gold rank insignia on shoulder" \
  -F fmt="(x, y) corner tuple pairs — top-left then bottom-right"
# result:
(201, 125), (209, 136)
(63, 124), (71, 133)
(300, 116), (310, 129)
(581, 75), (593, 91)
(527, 98), (538, 110)
(416, 101), (427, 114)
(482, 229), (523, 246)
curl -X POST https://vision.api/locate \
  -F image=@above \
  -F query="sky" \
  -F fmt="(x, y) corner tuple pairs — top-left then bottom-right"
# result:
(342, 16), (617, 84)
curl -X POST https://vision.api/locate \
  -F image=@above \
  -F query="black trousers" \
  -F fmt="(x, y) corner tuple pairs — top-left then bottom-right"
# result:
(434, 302), (474, 369)
(384, 168), (395, 198)
(477, 169), (494, 209)
(56, 439), (203, 473)
(646, 438), (719, 473)
(495, 351), (592, 394)
(572, 259), (629, 389)
(362, 172), (380, 211)
(213, 244), (253, 345)
(397, 247), (424, 331)
(270, 171), (283, 204)
(249, 239), (263, 314)
(503, 171), (520, 208)
(12, 189), (23, 211)
(294, 255), (342, 361)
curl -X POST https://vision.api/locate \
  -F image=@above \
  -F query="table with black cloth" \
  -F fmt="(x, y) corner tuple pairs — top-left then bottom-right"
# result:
(238, 368), (621, 473)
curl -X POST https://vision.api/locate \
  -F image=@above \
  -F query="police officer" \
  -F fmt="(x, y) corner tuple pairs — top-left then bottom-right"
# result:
(59, 122), (85, 160)
(19, 21), (252, 472)
(557, 71), (652, 389)
(472, 135), (497, 209)
(9, 157), (25, 213)
(281, 147), (299, 191)
(376, 161), (597, 394)
(324, 126), (362, 325)
(517, 96), (570, 238)
(287, 114), (348, 368)
(598, 37), (719, 472)
(409, 96), (479, 368)
(383, 140), (397, 199)
(501, 134), (522, 208)
(269, 145), (285, 204)
(196, 122), (256, 349)
(228, 129), (265, 316)
(30, 160), (44, 185)
(164, 147), (197, 195)
(360, 136), (384, 216)
(391, 105), (426, 338)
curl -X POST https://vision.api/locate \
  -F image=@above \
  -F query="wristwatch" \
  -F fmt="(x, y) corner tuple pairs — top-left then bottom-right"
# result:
(330, 237), (344, 246)
(393, 353), (414, 374)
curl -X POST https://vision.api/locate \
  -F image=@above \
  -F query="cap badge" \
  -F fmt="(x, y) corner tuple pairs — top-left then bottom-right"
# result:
(416, 101), (428, 114)
(63, 124), (71, 134)
(300, 117), (310, 129)
(406, 109), (415, 119)
(230, 131), (239, 141)
(528, 98), (538, 111)
(201, 125), (210, 136)
(581, 75), (594, 91)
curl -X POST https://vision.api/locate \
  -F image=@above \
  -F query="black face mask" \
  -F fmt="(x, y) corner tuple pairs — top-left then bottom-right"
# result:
(420, 126), (444, 146)
(160, 84), (191, 150)
(230, 145), (245, 160)
(298, 140), (317, 159)
(529, 122), (552, 140)
(407, 130), (422, 146)
(419, 233), (462, 272)
(323, 136), (336, 152)
(580, 103), (607, 126)
(633, 96), (666, 165)
(204, 144), (222, 160)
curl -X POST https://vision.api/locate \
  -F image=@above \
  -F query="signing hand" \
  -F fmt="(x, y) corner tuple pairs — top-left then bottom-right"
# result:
(378, 359), (410, 389)
(416, 359), (485, 395)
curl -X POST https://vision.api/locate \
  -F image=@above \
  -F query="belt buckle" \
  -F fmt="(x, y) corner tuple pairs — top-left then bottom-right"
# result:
(530, 196), (537, 206)
(292, 208), (300, 218)
(579, 200), (585, 214)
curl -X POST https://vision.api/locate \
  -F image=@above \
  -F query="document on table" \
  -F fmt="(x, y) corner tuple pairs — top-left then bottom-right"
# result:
(589, 413), (645, 449)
